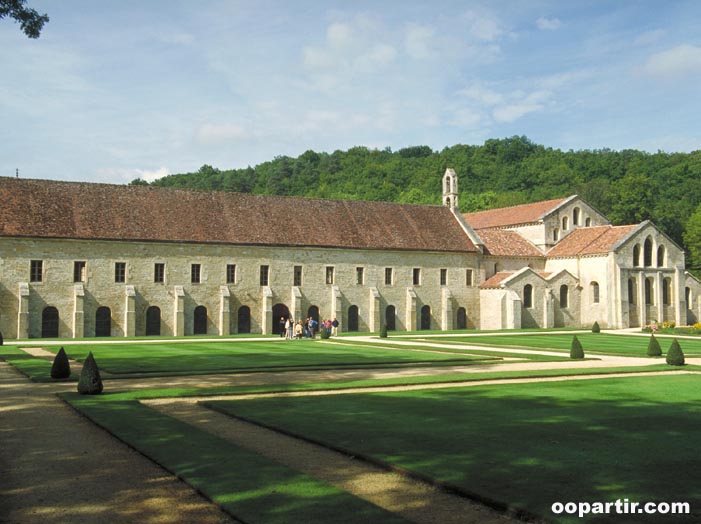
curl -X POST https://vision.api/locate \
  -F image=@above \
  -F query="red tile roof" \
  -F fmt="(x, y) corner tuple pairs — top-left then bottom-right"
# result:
(463, 197), (571, 229)
(480, 271), (515, 288)
(0, 177), (478, 252)
(547, 225), (638, 257)
(477, 228), (543, 257)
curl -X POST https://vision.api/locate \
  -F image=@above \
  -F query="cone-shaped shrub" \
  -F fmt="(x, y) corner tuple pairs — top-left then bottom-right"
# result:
(647, 334), (662, 357)
(50, 347), (71, 379)
(570, 335), (584, 359)
(380, 324), (388, 338)
(320, 329), (331, 340)
(591, 321), (600, 333)
(77, 352), (103, 394)
(666, 339), (685, 366)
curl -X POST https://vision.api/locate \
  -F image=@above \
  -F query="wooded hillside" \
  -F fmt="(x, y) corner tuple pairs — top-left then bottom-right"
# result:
(130, 136), (701, 269)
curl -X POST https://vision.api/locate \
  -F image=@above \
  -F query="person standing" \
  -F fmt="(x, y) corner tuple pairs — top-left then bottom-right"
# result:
(331, 317), (339, 336)
(279, 316), (286, 338)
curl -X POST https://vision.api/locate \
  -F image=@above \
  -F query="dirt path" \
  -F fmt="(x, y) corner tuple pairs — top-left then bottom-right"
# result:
(147, 401), (520, 524)
(0, 362), (238, 524)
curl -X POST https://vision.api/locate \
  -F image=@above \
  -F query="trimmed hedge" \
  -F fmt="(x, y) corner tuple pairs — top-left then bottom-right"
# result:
(647, 335), (662, 357)
(570, 335), (584, 359)
(50, 347), (71, 379)
(665, 339), (685, 366)
(591, 321), (600, 333)
(379, 324), (388, 338)
(77, 352), (103, 394)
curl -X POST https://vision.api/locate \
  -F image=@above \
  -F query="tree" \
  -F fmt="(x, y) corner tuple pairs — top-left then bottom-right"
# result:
(77, 352), (103, 394)
(570, 335), (584, 359)
(647, 334), (662, 357)
(50, 347), (71, 379)
(591, 321), (601, 333)
(0, 1), (49, 38)
(683, 204), (701, 270)
(665, 339), (685, 366)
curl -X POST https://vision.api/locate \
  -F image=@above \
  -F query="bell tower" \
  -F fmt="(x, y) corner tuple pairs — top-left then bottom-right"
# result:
(442, 168), (458, 210)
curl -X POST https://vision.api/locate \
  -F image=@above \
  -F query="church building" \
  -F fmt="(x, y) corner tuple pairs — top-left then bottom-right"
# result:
(0, 170), (698, 339)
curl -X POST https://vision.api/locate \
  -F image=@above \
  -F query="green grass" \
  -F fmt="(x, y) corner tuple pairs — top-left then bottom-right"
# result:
(48, 340), (493, 376)
(409, 333), (701, 357)
(0, 345), (77, 381)
(207, 375), (701, 524)
(62, 395), (409, 524)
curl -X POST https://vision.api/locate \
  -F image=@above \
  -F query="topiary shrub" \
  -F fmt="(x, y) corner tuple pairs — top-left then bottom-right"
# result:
(591, 321), (600, 333)
(666, 339), (685, 366)
(77, 352), (103, 395)
(0, 331), (4, 345)
(50, 346), (71, 379)
(570, 335), (584, 359)
(647, 334), (662, 357)
(319, 329), (331, 340)
(379, 324), (388, 338)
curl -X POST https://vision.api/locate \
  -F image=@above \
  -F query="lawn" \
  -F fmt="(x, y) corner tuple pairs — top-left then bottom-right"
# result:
(207, 375), (701, 524)
(407, 333), (701, 357)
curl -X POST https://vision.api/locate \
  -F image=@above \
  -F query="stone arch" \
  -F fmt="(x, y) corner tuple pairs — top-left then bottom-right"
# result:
(194, 305), (208, 335)
(523, 284), (533, 308)
(42, 306), (59, 338)
(273, 303), (291, 335)
(146, 306), (161, 336)
(420, 305), (431, 330)
(307, 305), (319, 323)
(573, 207), (581, 226)
(456, 307), (467, 329)
(95, 306), (111, 337)
(644, 237), (653, 267)
(657, 245), (666, 267)
(385, 305), (396, 331)
(633, 244), (641, 266)
(591, 282), (600, 304)
(347, 305), (359, 332)
(560, 285), (569, 308)
(237, 306), (251, 334)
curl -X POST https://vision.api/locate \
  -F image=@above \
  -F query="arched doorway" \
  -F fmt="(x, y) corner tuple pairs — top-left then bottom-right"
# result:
(421, 305), (431, 330)
(307, 305), (319, 323)
(237, 306), (251, 334)
(42, 306), (59, 338)
(456, 307), (467, 329)
(348, 305), (359, 332)
(95, 306), (111, 337)
(194, 305), (207, 335)
(273, 303), (290, 335)
(146, 306), (161, 336)
(385, 305), (396, 331)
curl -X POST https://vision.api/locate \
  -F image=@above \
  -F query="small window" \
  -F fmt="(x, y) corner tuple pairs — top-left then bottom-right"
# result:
(633, 245), (641, 267)
(356, 267), (364, 285)
(325, 266), (335, 285)
(585, 217), (592, 227)
(562, 216), (569, 230)
(524, 284), (533, 308)
(560, 285), (569, 308)
(30, 260), (43, 282)
(440, 268), (447, 286)
(260, 265), (269, 286)
(412, 268), (421, 286)
(663, 278), (671, 306)
(226, 264), (236, 284)
(466, 269), (474, 287)
(657, 245), (665, 268)
(573, 207), (580, 226)
(385, 267), (393, 286)
(115, 262), (126, 283)
(645, 278), (653, 305)
(191, 263), (201, 284)
(628, 278), (636, 304)
(591, 281), (599, 303)
(644, 237), (653, 267)
(73, 261), (86, 283)
(154, 263), (165, 283)
(553, 228), (559, 242)
(294, 265), (302, 286)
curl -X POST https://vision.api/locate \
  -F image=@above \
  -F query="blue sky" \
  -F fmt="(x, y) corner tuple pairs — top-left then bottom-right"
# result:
(1, 0), (701, 184)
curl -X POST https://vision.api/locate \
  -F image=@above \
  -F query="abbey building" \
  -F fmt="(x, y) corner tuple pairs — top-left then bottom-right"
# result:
(0, 170), (699, 339)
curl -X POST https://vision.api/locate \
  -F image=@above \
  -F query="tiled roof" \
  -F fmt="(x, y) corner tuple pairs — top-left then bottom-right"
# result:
(463, 197), (571, 229)
(480, 271), (515, 288)
(477, 228), (544, 257)
(0, 177), (478, 252)
(547, 225), (638, 257)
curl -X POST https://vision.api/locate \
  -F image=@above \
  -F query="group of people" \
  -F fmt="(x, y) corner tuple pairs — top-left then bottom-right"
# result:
(279, 316), (339, 339)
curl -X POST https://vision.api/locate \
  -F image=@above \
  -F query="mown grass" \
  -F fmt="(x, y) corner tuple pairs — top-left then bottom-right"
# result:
(0, 345), (77, 381)
(208, 375), (701, 524)
(62, 395), (409, 524)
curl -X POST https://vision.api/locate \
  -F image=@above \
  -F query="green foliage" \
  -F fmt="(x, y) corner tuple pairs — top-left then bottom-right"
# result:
(77, 352), (103, 394)
(0, 331), (3, 345)
(591, 321), (600, 333)
(665, 339), (685, 366)
(0, 0), (49, 38)
(647, 335), (662, 357)
(319, 329), (331, 340)
(380, 324), (388, 338)
(683, 203), (701, 270)
(50, 346), (71, 379)
(570, 335), (584, 359)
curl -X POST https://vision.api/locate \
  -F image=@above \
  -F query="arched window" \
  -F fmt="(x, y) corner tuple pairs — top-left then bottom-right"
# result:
(562, 216), (569, 230)
(95, 306), (111, 337)
(385, 305), (396, 331)
(633, 245), (641, 267)
(194, 305), (208, 335)
(628, 278), (635, 304)
(524, 284), (533, 308)
(686, 287), (692, 309)
(644, 237), (653, 267)
(456, 307), (467, 329)
(307, 305), (319, 323)
(645, 278), (654, 305)
(347, 305), (359, 332)
(553, 228), (559, 241)
(663, 278), (671, 306)
(560, 285), (569, 308)
(273, 303), (290, 335)
(573, 207), (581, 226)
(420, 305), (431, 330)
(237, 306), (251, 334)
(657, 245), (665, 267)
(591, 282), (600, 304)
(585, 217), (592, 227)
(42, 306), (59, 338)
(146, 306), (161, 336)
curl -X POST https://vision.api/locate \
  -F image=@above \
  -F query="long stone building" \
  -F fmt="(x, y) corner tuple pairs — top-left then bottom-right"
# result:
(0, 170), (699, 339)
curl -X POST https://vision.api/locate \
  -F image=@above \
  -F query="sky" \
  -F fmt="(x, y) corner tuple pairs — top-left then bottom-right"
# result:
(1, 0), (701, 184)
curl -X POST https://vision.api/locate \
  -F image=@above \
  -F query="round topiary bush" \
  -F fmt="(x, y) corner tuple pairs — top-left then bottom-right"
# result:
(570, 335), (584, 359)
(379, 324), (388, 338)
(319, 329), (331, 340)
(647, 334), (662, 357)
(50, 346), (71, 379)
(591, 321), (600, 333)
(666, 339), (685, 366)
(77, 352), (103, 395)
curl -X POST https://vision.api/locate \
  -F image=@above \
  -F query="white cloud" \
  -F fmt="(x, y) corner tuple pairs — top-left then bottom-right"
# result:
(463, 10), (506, 42)
(642, 44), (701, 79)
(536, 17), (562, 31)
(196, 123), (250, 144)
(492, 102), (543, 123)
(405, 23), (434, 59)
(457, 83), (504, 105)
(633, 29), (665, 46)
(138, 166), (171, 182)
(96, 166), (170, 183)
